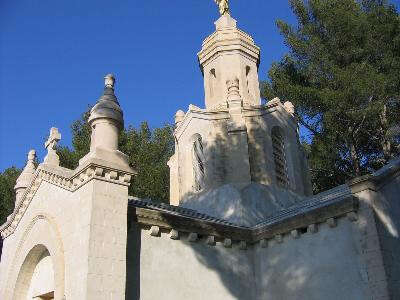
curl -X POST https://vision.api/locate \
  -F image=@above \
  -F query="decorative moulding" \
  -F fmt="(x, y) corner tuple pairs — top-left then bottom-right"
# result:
(130, 193), (359, 251)
(169, 229), (180, 240)
(173, 101), (298, 141)
(347, 157), (400, 193)
(206, 235), (216, 246)
(0, 162), (134, 239)
(223, 238), (232, 248)
(308, 224), (318, 234)
(188, 232), (199, 242)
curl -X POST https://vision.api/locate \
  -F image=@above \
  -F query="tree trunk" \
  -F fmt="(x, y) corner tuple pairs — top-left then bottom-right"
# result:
(348, 126), (361, 176)
(380, 104), (392, 160)
(349, 142), (361, 176)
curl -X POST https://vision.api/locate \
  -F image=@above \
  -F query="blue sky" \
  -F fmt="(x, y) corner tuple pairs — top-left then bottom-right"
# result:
(1, 0), (399, 171)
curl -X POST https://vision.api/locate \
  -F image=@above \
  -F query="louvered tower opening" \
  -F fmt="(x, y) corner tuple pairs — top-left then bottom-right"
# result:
(192, 134), (205, 191)
(271, 127), (289, 187)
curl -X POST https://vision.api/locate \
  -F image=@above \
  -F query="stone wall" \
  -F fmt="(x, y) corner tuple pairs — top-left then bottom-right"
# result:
(254, 218), (370, 300)
(0, 172), (129, 300)
(0, 182), (71, 300)
(126, 224), (256, 300)
(348, 162), (400, 300)
(376, 175), (400, 299)
(127, 214), (377, 300)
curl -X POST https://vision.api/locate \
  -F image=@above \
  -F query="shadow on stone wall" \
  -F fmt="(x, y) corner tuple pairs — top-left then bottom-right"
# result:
(125, 214), (322, 300)
(125, 221), (141, 300)
(373, 174), (400, 299)
(122, 132), (400, 299)
(177, 128), (307, 227)
(124, 130), (313, 299)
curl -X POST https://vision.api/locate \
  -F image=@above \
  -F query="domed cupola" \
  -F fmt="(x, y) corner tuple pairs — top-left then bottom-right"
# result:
(88, 74), (124, 128)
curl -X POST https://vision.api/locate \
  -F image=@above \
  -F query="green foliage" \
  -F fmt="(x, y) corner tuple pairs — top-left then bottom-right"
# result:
(0, 111), (173, 224)
(263, 0), (400, 193)
(56, 111), (174, 203)
(57, 108), (92, 169)
(0, 167), (21, 225)
(120, 122), (174, 201)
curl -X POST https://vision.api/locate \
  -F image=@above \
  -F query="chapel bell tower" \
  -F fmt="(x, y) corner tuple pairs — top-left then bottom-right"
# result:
(198, 14), (262, 109)
(168, 9), (312, 226)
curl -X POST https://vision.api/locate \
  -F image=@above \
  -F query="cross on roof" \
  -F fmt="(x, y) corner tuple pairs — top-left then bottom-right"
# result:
(45, 127), (61, 151)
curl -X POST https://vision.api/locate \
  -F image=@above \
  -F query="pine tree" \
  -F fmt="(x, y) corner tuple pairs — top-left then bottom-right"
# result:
(0, 168), (21, 224)
(263, 0), (400, 193)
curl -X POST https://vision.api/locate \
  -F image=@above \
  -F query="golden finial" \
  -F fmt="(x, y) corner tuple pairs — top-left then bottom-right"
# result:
(214, 0), (230, 16)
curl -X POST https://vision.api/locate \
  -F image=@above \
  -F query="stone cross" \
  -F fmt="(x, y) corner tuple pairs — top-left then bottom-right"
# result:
(44, 127), (61, 166)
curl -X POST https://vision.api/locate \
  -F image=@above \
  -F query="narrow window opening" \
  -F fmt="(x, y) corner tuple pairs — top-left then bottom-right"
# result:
(209, 69), (216, 98)
(271, 127), (289, 187)
(245, 66), (251, 96)
(192, 135), (205, 191)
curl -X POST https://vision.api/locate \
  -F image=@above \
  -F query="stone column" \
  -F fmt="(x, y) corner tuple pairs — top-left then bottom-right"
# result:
(74, 74), (136, 299)
(84, 178), (129, 299)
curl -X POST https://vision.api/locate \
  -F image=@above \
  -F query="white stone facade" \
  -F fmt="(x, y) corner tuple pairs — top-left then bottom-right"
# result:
(0, 11), (399, 300)
(0, 76), (135, 299)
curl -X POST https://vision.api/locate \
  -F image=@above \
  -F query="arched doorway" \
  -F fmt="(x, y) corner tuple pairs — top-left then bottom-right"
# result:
(14, 244), (55, 300)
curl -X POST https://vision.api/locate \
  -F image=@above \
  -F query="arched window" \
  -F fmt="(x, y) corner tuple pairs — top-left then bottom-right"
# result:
(192, 134), (205, 191)
(271, 127), (289, 187)
(209, 68), (216, 98)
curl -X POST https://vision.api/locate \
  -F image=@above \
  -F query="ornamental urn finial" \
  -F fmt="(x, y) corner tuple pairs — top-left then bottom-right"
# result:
(15, 149), (37, 204)
(226, 76), (241, 102)
(175, 110), (185, 125)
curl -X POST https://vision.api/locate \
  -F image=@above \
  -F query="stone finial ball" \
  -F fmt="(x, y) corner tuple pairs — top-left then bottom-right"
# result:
(104, 74), (115, 88)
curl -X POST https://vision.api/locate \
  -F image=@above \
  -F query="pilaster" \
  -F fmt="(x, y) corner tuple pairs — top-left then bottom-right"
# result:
(85, 178), (128, 299)
(225, 77), (251, 185)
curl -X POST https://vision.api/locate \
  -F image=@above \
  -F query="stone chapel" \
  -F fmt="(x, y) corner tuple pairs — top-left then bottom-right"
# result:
(0, 8), (399, 300)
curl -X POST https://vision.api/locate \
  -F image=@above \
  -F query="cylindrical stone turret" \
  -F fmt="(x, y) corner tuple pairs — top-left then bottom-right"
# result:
(15, 150), (36, 204)
(88, 74), (123, 152)
(175, 110), (185, 126)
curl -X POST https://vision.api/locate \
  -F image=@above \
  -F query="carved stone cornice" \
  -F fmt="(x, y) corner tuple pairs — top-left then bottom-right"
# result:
(174, 100), (299, 141)
(174, 108), (230, 140)
(348, 156), (400, 193)
(197, 24), (260, 73)
(129, 193), (359, 247)
(0, 162), (133, 239)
